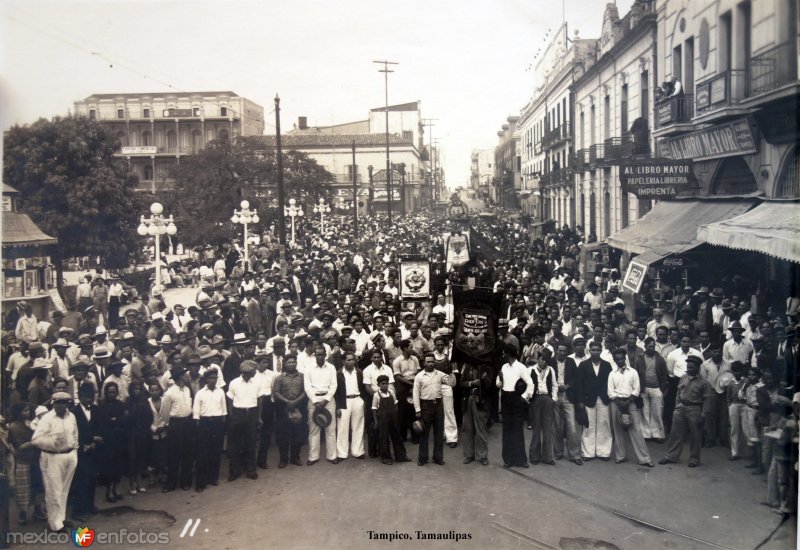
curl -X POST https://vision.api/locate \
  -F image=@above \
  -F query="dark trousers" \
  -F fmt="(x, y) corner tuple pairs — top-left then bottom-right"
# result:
(488, 381), (501, 423)
(364, 395), (380, 457)
(72, 453), (97, 517)
(395, 383), (416, 442)
(664, 405), (702, 465)
(166, 417), (194, 489)
(501, 391), (528, 466)
(275, 404), (306, 462)
(195, 416), (225, 489)
(663, 377), (679, 435)
(228, 407), (259, 476)
(377, 413), (407, 461)
(704, 391), (728, 445)
(257, 399), (275, 466)
(418, 399), (444, 463)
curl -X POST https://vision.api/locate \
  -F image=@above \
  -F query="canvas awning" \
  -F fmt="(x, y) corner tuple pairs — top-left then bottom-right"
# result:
(697, 200), (800, 263)
(2, 212), (57, 248)
(607, 198), (756, 262)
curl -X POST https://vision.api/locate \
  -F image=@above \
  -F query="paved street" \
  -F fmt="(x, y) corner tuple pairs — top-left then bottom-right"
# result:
(45, 411), (790, 550)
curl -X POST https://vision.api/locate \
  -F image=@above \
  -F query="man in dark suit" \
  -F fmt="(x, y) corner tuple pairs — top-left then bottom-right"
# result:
(334, 351), (367, 460)
(71, 384), (101, 522)
(553, 343), (582, 464)
(574, 340), (613, 460)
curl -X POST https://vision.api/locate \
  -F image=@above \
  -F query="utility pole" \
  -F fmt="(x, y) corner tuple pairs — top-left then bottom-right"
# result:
(351, 140), (358, 239)
(423, 118), (436, 207)
(275, 95), (286, 246)
(373, 59), (398, 224)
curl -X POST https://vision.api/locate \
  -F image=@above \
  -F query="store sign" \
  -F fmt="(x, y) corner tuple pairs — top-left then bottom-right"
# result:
(399, 260), (430, 299)
(121, 146), (157, 155)
(657, 118), (757, 161)
(619, 159), (694, 198)
(660, 256), (699, 269)
(163, 108), (196, 117)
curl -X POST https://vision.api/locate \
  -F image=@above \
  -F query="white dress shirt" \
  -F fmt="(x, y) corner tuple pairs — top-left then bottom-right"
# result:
(496, 360), (534, 400)
(31, 410), (79, 452)
(607, 366), (641, 399)
(160, 385), (193, 423)
(227, 376), (265, 408)
(666, 347), (702, 378)
(304, 362), (337, 403)
(192, 386), (228, 419)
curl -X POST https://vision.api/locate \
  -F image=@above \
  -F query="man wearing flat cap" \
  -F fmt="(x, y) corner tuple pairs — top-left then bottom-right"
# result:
(659, 354), (712, 467)
(31, 391), (78, 532)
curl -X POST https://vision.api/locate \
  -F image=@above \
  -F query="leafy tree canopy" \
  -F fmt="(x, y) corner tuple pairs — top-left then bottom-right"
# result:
(3, 115), (143, 269)
(168, 136), (334, 247)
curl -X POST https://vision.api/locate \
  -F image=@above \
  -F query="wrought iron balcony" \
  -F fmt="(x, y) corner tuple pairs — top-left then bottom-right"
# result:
(749, 42), (798, 96)
(695, 69), (748, 114)
(542, 125), (572, 149)
(574, 149), (590, 171)
(654, 94), (694, 128)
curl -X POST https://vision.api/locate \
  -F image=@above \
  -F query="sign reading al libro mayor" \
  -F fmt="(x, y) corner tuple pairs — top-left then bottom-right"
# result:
(619, 159), (694, 198)
(656, 118), (758, 161)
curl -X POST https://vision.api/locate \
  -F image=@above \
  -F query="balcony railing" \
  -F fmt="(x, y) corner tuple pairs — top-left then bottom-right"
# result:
(604, 137), (621, 163)
(574, 148), (590, 170)
(589, 143), (610, 167)
(654, 94), (694, 128)
(749, 42), (798, 96)
(695, 69), (748, 114)
(542, 125), (572, 149)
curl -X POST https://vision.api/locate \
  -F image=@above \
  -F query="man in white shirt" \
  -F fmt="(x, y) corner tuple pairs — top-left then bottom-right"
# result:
(665, 336), (702, 435)
(160, 366), (194, 491)
(431, 294), (454, 325)
(722, 321), (753, 366)
(334, 351), (366, 460)
(304, 346), (338, 465)
(496, 345), (533, 468)
(227, 361), (265, 481)
(528, 350), (558, 465)
(255, 357), (277, 469)
(607, 349), (653, 467)
(192, 369), (227, 491)
(31, 392), (78, 532)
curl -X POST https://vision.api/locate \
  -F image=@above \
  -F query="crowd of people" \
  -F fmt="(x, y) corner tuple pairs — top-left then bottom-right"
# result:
(2, 203), (798, 535)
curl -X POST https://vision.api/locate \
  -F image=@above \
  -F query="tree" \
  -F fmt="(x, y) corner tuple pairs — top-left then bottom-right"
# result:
(3, 115), (143, 292)
(169, 136), (334, 247)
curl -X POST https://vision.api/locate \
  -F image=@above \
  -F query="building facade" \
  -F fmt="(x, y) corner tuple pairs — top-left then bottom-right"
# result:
(470, 148), (493, 195)
(73, 92), (265, 193)
(492, 116), (520, 208)
(572, 1), (657, 241)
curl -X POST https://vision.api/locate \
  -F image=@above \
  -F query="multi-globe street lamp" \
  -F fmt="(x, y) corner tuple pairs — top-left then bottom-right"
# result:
(231, 200), (260, 268)
(312, 198), (331, 233)
(284, 198), (304, 247)
(136, 202), (177, 291)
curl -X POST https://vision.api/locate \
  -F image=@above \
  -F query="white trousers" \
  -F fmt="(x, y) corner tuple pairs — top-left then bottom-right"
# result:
(308, 400), (338, 461)
(336, 397), (366, 458)
(442, 385), (458, 443)
(581, 398), (612, 459)
(40, 450), (78, 531)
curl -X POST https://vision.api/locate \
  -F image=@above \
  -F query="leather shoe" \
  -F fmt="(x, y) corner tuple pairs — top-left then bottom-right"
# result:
(642, 462), (654, 468)
(518, 462), (529, 468)
(257, 462), (268, 469)
(291, 458), (303, 466)
(615, 458), (627, 464)
(480, 458), (489, 466)
(196, 486), (204, 493)
(278, 461), (288, 469)
(503, 463), (512, 468)
(181, 485), (192, 491)
(161, 486), (175, 493)
(418, 460), (427, 466)
(544, 460), (556, 465)
(448, 442), (457, 448)
(246, 472), (258, 480)
(599, 457), (610, 461)
(729, 456), (740, 461)
(688, 463), (699, 468)
(329, 458), (340, 465)
(434, 459), (445, 465)
(573, 459), (583, 466)
(463, 457), (475, 464)
(382, 459), (394, 465)
(228, 473), (240, 482)
(306, 459), (318, 466)
(658, 458), (674, 465)
(353, 455), (365, 460)
(397, 457), (412, 462)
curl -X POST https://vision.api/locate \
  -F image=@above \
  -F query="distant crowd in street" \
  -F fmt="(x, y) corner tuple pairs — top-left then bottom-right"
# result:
(2, 203), (798, 535)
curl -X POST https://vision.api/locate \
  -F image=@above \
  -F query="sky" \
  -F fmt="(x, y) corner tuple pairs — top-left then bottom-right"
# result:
(1, 0), (634, 189)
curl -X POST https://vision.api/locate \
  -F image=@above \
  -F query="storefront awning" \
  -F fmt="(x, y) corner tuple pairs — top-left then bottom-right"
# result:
(697, 200), (800, 263)
(607, 198), (756, 259)
(3, 212), (57, 248)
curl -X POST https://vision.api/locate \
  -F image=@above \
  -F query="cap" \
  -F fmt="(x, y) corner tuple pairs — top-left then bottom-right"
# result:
(32, 358), (51, 370)
(92, 349), (111, 360)
(51, 391), (72, 403)
(239, 360), (258, 373)
(686, 355), (703, 366)
(233, 333), (251, 345)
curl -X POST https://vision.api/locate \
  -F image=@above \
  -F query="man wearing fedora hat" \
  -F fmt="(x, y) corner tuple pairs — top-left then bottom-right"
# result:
(31, 391), (79, 532)
(15, 342), (47, 403)
(50, 338), (72, 381)
(723, 321), (754, 368)
(28, 358), (54, 408)
(222, 333), (250, 386)
(67, 357), (98, 405)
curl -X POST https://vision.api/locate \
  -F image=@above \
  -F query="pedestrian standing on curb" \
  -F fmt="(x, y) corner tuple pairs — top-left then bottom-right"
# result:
(496, 345), (533, 468)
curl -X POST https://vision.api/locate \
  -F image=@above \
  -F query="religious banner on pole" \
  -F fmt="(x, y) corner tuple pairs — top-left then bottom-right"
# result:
(444, 231), (470, 268)
(399, 260), (430, 299)
(451, 288), (501, 365)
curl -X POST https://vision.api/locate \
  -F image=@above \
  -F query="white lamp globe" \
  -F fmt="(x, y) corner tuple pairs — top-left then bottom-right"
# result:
(150, 203), (164, 216)
(241, 200), (250, 210)
(137, 224), (148, 236)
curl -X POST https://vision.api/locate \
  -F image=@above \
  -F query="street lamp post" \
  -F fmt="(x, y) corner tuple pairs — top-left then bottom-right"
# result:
(137, 202), (177, 292)
(312, 198), (331, 234)
(284, 198), (304, 247)
(231, 199), (260, 269)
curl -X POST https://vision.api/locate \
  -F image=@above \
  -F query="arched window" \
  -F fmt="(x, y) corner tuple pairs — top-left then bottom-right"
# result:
(776, 146), (800, 198)
(711, 157), (757, 195)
